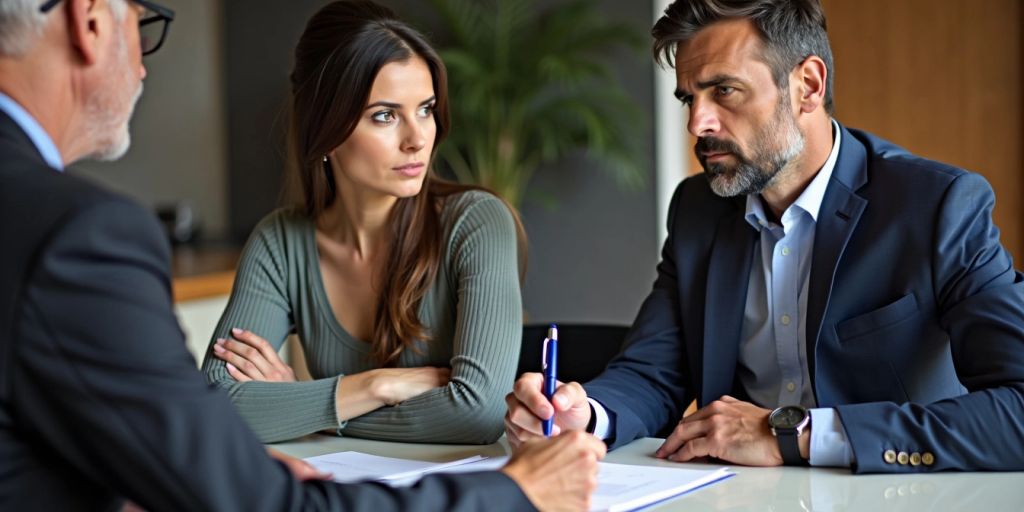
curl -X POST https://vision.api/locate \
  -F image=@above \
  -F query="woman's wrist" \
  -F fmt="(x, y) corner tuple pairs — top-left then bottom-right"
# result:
(364, 369), (393, 404)
(335, 371), (388, 421)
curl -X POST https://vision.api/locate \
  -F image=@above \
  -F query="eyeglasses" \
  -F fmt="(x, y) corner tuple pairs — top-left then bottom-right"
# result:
(40, 0), (175, 56)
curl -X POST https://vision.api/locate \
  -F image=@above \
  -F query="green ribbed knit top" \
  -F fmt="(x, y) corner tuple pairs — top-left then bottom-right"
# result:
(201, 191), (522, 444)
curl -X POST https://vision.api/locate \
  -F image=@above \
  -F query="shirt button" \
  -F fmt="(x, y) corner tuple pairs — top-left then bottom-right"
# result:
(897, 452), (910, 465)
(781, 246), (791, 256)
(922, 452), (935, 466)
(910, 452), (922, 466)
(786, 382), (796, 392)
(883, 450), (897, 464)
(780, 314), (791, 325)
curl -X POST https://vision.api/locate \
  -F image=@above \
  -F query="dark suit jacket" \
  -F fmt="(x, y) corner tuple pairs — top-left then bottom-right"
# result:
(0, 111), (533, 510)
(586, 124), (1024, 473)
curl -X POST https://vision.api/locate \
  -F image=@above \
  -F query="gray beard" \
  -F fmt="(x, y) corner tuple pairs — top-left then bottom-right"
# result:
(83, 28), (142, 163)
(86, 82), (142, 162)
(705, 105), (805, 198)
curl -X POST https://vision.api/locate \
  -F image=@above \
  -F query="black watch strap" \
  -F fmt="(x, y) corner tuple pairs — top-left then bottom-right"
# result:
(776, 430), (808, 466)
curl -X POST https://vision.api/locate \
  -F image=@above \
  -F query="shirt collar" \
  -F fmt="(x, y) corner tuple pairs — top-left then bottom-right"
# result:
(745, 119), (841, 230)
(0, 91), (64, 171)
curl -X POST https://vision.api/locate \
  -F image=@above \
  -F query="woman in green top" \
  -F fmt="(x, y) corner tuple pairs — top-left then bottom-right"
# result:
(201, 0), (525, 444)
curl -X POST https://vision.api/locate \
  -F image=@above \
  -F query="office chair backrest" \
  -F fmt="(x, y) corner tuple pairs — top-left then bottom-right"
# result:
(517, 324), (630, 384)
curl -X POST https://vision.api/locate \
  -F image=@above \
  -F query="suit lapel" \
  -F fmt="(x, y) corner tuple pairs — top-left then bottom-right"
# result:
(805, 125), (869, 391)
(702, 203), (756, 406)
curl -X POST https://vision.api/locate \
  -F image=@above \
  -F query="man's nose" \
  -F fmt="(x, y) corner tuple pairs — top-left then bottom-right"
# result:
(687, 98), (720, 138)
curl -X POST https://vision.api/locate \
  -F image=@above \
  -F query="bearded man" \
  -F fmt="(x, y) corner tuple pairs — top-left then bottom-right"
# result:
(505, 0), (1024, 474)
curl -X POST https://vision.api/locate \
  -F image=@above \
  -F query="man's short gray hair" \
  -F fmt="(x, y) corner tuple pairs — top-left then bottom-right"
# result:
(0, 0), (128, 57)
(0, 0), (48, 57)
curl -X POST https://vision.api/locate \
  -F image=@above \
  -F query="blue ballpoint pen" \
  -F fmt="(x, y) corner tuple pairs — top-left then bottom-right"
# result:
(542, 324), (558, 437)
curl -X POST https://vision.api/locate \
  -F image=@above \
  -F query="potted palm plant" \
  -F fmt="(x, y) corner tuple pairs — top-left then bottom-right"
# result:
(431, 0), (647, 207)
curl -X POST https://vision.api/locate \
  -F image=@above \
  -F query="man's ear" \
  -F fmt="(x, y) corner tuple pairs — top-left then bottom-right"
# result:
(793, 55), (827, 115)
(65, 0), (102, 65)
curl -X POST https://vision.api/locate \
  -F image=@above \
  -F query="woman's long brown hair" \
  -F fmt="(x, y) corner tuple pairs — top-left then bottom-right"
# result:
(286, 0), (526, 366)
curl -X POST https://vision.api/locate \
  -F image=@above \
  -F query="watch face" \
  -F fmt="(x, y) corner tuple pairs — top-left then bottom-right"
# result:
(771, 406), (807, 429)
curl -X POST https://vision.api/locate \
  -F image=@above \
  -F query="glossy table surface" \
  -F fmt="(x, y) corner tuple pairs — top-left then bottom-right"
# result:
(272, 435), (1024, 511)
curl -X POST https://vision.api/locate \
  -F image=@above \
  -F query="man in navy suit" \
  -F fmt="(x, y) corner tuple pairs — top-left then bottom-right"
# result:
(506, 0), (1024, 473)
(0, 0), (605, 510)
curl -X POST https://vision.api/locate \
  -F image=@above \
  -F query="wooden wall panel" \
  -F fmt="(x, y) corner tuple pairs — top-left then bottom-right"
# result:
(821, 0), (1023, 263)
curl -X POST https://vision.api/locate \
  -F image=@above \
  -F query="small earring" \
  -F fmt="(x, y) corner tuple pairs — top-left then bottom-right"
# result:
(323, 155), (328, 163)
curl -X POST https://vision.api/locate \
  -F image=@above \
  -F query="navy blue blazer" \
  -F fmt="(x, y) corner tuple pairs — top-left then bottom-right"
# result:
(585, 124), (1024, 473)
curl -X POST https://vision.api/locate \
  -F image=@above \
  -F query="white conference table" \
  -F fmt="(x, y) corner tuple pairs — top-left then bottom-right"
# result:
(272, 435), (1024, 511)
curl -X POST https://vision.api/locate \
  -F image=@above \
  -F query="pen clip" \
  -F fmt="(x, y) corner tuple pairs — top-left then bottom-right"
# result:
(541, 337), (551, 371)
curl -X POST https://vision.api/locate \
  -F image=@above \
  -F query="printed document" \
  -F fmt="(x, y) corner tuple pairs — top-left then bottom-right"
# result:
(305, 451), (733, 511)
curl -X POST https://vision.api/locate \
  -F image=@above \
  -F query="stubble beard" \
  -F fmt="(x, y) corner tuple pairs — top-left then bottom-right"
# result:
(84, 29), (143, 162)
(700, 94), (806, 198)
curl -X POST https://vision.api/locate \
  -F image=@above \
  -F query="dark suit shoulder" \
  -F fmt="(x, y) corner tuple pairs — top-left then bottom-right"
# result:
(847, 127), (969, 188)
(1, 164), (168, 273)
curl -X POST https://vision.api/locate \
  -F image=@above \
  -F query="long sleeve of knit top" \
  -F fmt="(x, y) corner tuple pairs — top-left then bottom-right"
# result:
(201, 191), (523, 443)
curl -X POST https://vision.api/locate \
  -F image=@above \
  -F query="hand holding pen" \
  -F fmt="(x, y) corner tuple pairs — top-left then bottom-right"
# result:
(503, 325), (595, 450)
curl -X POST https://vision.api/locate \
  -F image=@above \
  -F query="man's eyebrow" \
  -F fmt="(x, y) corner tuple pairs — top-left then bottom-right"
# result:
(675, 74), (742, 99)
(697, 74), (742, 90)
(364, 96), (437, 110)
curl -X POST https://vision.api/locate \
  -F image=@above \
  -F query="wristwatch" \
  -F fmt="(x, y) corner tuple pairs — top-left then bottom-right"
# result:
(768, 405), (810, 466)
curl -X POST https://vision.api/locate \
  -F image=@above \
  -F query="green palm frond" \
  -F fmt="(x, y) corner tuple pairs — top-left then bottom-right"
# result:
(431, 0), (646, 207)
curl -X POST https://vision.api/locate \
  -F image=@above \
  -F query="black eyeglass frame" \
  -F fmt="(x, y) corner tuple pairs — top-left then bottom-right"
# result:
(39, 0), (175, 56)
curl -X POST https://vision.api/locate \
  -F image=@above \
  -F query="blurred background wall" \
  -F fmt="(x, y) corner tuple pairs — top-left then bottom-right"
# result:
(69, 0), (1024, 330)
(822, 0), (1023, 265)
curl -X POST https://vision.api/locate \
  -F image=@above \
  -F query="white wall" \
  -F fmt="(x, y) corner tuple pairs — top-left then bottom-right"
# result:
(653, 0), (688, 250)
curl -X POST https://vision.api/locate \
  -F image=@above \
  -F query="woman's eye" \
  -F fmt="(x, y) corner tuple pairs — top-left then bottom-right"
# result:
(417, 104), (435, 118)
(372, 111), (395, 124)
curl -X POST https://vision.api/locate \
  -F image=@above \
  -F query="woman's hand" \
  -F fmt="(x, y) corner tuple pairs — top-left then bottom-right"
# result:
(212, 328), (296, 382)
(334, 366), (451, 421)
(367, 367), (451, 405)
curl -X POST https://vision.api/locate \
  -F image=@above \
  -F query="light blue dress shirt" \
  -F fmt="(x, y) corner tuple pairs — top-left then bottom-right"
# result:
(591, 121), (853, 468)
(738, 121), (852, 467)
(0, 91), (64, 171)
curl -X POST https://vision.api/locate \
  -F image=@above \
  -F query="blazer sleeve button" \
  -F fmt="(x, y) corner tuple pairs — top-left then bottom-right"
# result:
(884, 450), (897, 464)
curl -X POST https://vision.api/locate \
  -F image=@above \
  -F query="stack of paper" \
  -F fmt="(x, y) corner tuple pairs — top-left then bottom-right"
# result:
(304, 451), (734, 511)
(304, 451), (487, 484)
